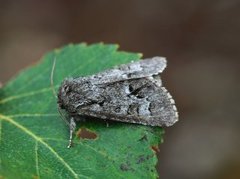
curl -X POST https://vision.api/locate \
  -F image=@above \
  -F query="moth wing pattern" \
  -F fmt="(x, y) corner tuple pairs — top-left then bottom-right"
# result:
(58, 56), (178, 127)
(83, 56), (167, 85)
(77, 78), (178, 127)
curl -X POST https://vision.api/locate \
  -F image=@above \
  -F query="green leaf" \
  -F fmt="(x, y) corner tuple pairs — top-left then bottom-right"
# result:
(0, 43), (164, 179)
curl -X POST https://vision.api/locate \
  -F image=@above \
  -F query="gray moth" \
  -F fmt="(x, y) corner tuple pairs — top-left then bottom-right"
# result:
(57, 56), (178, 147)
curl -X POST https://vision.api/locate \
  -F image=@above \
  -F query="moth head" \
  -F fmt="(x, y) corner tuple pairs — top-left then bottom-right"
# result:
(57, 78), (95, 112)
(57, 78), (72, 110)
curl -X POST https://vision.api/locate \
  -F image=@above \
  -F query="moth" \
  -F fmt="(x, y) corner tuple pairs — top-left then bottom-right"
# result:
(57, 57), (178, 148)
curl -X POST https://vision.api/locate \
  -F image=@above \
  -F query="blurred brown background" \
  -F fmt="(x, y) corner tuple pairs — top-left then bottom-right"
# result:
(1, 0), (240, 178)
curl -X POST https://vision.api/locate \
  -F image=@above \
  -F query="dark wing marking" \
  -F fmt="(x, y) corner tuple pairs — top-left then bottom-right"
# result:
(77, 78), (178, 127)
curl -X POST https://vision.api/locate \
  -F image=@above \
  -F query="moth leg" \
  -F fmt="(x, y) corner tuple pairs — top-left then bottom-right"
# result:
(106, 121), (109, 128)
(103, 119), (109, 127)
(67, 117), (76, 148)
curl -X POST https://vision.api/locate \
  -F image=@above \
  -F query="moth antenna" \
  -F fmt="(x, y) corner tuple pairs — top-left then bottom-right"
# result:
(51, 57), (70, 127)
(51, 57), (57, 98)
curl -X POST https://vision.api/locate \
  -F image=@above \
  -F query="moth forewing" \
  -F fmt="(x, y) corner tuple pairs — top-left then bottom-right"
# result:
(82, 56), (167, 85)
(77, 78), (178, 127)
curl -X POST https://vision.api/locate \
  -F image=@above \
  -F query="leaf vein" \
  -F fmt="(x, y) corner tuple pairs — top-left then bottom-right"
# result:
(15, 67), (50, 93)
(35, 141), (40, 178)
(8, 114), (59, 118)
(78, 143), (125, 178)
(44, 138), (125, 178)
(0, 114), (82, 179)
(0, 87), (53, 104)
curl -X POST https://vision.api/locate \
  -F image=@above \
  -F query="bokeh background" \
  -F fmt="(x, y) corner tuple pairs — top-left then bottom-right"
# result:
(1, 1), (240, 178)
